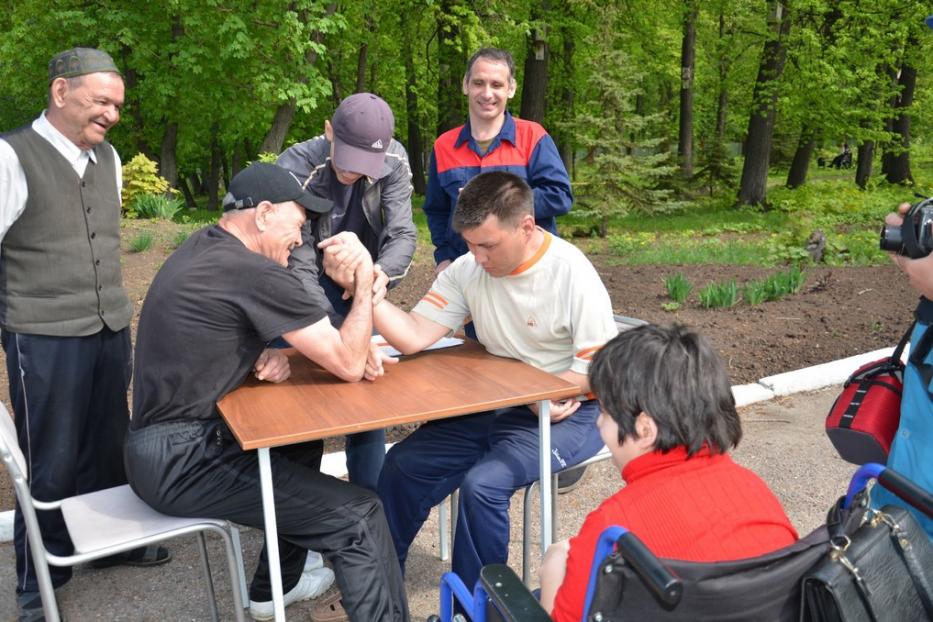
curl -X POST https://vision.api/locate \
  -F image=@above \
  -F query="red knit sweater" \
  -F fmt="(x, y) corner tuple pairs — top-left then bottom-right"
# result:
(550, 447), (799, 622)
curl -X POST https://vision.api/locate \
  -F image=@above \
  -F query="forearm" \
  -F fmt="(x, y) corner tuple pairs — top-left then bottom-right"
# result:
(539, 539), (571, 613)
(373, 301), (446, 354)
(555, 369), (591, 395)
(332, 276), (374, 379)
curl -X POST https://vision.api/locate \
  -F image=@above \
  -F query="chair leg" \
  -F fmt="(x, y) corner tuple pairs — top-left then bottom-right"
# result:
(219, 526), (247, 622)
(450, 489), (459, 555)
(439, 496), (450, 561)
(229, 525), (249, 608)
(196, 532), (220, 622)
(523, 480), (537, 586)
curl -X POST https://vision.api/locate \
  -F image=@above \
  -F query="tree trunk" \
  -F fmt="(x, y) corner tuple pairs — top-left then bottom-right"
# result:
(884, 62), (916, 185)
(403, 37), (426, 194)
(355, 17), (372, 93)
(258, 3), (335, 155)
(520, 24), (549, 123)
(678, 0), (698, 177)
(786, 129), (815, 188)
(159, 122), (178, 189)
(737, 1), (791, 207)
(178, 176), (197, 208)
(436, 0), (464, 134)
(555, 20), (575, 175)
(206, 126), (222, 211)
(855, 140), (874, 189)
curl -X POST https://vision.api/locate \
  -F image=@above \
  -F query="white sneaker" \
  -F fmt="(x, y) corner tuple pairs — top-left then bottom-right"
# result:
(248, 566), (335, 621)
(304, 550), (324, 572)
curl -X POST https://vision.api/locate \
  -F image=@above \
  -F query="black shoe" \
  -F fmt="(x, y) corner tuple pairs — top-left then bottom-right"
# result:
(557, 464), (588, 494)
(89, 544), (171, 568)
(17, 591), (46, 622)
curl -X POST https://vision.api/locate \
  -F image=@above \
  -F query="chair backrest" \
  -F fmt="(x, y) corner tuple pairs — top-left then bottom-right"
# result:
(586, 526), (832, 622)
(0, 402), (28, 482)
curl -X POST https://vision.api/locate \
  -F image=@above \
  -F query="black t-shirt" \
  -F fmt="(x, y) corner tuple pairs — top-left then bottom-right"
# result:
(131, 225), (327, 429)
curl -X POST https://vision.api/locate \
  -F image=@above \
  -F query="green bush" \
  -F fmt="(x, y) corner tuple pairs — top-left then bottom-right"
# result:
(128, 231), (154, 253)
(664, 273), (692, 303)
(122, 153), (174, 212)
(133, 193), (185, 221)
(698, 280), (738, 309)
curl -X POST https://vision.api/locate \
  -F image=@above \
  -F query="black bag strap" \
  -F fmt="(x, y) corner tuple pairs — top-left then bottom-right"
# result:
(893, 321), (915, 363)
(907, 322), (933, 391)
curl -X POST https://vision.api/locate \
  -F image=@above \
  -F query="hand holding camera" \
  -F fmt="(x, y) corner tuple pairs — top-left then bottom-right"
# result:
(882, 196), (933, 300)
(880, 196), (933, 258)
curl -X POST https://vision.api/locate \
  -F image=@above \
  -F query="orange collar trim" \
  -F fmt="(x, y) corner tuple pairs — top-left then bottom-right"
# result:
(510, 230), (551, 276)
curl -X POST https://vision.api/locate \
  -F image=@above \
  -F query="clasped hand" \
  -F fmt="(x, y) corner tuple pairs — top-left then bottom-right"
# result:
(318, 232), (388, 303)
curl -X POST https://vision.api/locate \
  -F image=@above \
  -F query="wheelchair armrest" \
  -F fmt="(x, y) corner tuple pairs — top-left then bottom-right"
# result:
(617, 532), (683, 608)
(845, 464), (933, 519)
(479, 564), (552, 622)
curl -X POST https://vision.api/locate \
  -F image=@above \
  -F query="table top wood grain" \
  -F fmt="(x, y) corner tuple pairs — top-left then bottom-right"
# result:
(217, 340), (580, 450)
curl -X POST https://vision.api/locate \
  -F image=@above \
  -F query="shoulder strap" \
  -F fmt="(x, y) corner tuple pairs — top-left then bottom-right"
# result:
(907, 323), (933, 391)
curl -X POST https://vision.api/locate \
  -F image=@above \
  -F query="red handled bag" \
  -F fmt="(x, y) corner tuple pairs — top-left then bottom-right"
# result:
(825, 323), (912, 465)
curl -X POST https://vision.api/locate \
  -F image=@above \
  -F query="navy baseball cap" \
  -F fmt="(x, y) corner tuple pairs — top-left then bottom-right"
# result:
(223, 163), (331, 214)
(330, 93), (394, 179)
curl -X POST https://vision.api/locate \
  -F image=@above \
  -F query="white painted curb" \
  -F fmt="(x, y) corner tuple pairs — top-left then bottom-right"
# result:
(1, 345), (906, 544)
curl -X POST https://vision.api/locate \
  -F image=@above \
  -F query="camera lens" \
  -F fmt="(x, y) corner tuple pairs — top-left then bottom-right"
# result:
(879, 224), (903, 252)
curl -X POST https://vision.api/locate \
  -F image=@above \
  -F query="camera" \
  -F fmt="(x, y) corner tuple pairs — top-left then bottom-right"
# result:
(879, 197), (933, 258)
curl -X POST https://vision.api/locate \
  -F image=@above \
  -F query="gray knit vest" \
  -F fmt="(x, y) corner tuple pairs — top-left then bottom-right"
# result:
(0, 126), (132, 336)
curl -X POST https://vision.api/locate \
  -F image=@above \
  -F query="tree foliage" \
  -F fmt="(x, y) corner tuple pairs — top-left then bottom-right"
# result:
(0, 0), (930, 210)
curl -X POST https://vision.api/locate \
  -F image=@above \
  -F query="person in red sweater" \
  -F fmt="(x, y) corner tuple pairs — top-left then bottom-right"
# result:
(540, 324), (799, 621)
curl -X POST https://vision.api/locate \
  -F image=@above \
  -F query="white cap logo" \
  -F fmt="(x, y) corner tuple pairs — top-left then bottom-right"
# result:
(371, 139), (384, 149)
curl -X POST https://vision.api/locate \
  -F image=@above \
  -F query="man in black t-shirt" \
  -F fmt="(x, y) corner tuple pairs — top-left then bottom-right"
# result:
(125, 163), (409, 622)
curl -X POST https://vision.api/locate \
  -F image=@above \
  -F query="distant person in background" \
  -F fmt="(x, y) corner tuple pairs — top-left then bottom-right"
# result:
(541, 324), (799, 621)
(423, 47), (572, 275)
(277, 92), (416, 490)
(0, 47), (169, 622)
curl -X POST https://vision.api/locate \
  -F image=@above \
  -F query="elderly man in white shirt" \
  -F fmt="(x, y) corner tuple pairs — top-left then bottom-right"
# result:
(0, 47), (168, 622)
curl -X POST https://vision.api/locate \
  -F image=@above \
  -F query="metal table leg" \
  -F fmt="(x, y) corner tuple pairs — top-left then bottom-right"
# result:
(538, 399), (552, 554)
(258, 448), (286, 621)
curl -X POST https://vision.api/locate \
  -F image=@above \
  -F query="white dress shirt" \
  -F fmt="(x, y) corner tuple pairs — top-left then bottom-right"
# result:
(0, 112), (122, 246)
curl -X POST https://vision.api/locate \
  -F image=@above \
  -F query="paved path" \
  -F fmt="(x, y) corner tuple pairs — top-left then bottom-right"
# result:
(0, 387), (854, 621)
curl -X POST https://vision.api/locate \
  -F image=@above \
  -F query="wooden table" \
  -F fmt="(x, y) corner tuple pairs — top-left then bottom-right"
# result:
(217, 340), (579, 621)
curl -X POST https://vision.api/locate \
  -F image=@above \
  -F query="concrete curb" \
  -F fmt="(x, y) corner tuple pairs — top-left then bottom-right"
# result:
(1, 346), (905, 543)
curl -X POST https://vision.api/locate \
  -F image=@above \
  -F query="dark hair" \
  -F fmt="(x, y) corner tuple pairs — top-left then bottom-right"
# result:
(589, 324), (741, 456)
(464, 47), (516, 83)
(452, 171), (533, 232)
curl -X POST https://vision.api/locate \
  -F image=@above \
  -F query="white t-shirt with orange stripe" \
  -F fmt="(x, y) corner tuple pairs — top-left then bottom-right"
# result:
(413, 231), (617, 375)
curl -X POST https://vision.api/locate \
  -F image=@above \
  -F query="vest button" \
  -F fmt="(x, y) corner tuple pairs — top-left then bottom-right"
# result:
(90, 232), (96, 239)
(86, 207), (91, 213)
(98, 285), (103, 291)
(96, 259), (101, 266)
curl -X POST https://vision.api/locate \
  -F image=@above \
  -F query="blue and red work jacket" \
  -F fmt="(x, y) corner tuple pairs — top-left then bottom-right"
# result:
(423, 112), (573, 264)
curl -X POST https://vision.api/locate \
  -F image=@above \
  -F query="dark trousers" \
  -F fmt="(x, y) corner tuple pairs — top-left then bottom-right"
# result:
(4, 327), (132, 595)
(124, 420), (409, 622)
(376, 401), (603, 590)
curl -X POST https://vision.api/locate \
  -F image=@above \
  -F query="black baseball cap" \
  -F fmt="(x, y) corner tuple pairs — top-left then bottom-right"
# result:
(222, 163), (331, 214)
(330, 93), (394, 179)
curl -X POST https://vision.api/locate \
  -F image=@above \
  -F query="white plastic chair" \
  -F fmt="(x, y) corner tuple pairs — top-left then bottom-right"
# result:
(0, 404), (246, 622)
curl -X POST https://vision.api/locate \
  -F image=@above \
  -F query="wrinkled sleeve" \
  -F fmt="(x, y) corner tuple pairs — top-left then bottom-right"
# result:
(527, 134), (573, 219)
(422, 150), (455, 264)
(375, 145), (416, 287)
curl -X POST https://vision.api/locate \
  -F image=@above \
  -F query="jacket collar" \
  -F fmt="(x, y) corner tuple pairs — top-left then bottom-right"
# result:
(455, 111), (516, 153)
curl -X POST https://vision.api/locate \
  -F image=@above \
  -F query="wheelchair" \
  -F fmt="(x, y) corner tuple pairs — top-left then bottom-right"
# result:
(428, 463), (933, 622)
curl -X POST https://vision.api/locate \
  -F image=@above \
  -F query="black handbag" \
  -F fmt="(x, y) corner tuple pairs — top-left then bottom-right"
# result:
(801, 500), (933, 622)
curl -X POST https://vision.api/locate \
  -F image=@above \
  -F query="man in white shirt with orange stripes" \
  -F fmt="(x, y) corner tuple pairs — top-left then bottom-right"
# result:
(371, 170), (617, 591)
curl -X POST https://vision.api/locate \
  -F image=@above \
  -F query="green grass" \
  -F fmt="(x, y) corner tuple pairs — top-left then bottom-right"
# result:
(698, 280), (739, 309)
(128, 231), (154, 253)
(664, 273), (692, 303)
(172, 230), (190, 249)
(133, 193), (185, 220)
